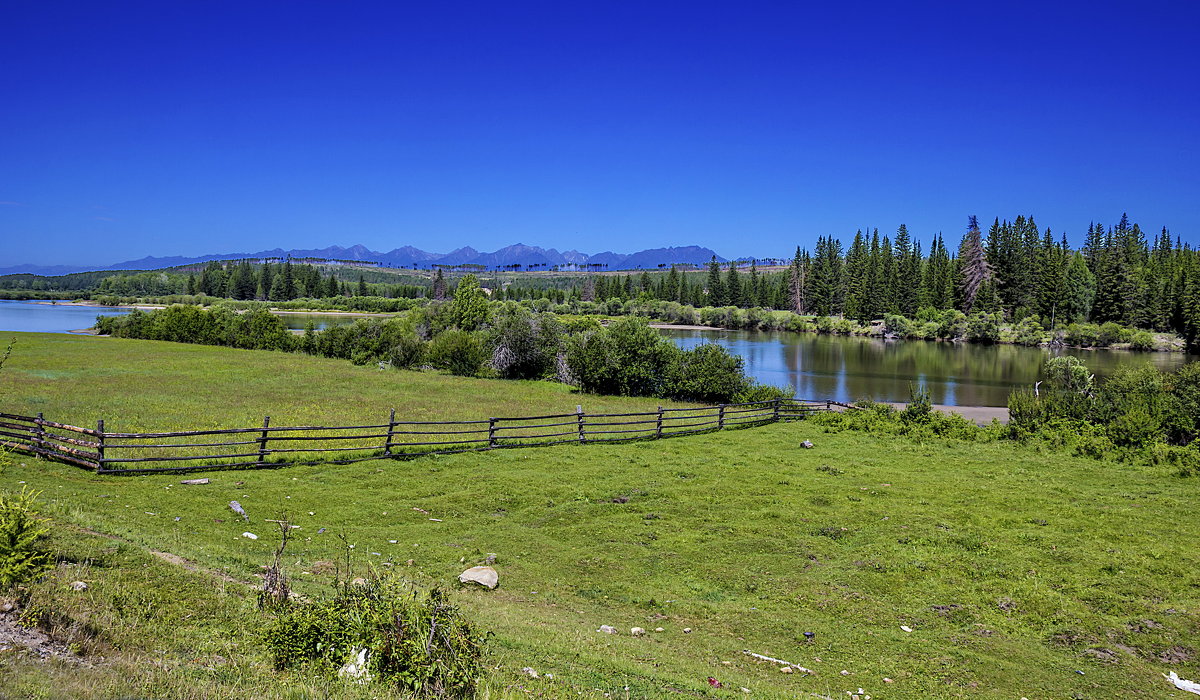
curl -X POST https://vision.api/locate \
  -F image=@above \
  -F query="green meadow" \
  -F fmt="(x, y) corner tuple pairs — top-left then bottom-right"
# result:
(1, 333), (1199, 698)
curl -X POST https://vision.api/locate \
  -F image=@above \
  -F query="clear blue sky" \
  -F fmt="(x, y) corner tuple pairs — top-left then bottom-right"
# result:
(2, 1), (1198, 267)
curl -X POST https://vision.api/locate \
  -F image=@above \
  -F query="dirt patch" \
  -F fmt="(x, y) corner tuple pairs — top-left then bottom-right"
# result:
(0, 608), (89, 664)
(1157, 645), (1195, 663)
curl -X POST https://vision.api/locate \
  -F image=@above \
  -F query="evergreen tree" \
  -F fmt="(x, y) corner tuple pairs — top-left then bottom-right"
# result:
(706, 257), (724, 307)
(843, 231), (869, 320)
(357, 274), (368, 296)
(788, 247), (807, 313)
(724, 263), (741, 307)
(432, 268), (448, 300)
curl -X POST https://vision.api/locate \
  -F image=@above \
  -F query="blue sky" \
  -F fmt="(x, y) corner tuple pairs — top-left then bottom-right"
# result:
(2, 1), (1198, 267)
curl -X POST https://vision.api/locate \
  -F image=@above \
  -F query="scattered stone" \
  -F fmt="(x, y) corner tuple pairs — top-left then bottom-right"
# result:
(351, 577), (368, 586)
(655, 627), (665, 632)
(484, 553), (497, 565)
(180, 478), (209, 485)
(241, 532), (258, 540)
(803, 631), (815, 640)
(405, 559), (415, 566)
(458, 566), (498, 589)
(840, 670), (850, 676)
(883, 678), (894, 683)
(522, 667), (539, 678)
(900, 625), (913, 632)
(68, 581), (88, 592)
(0, 601), (14, 613)
(612, 496), (629, 504)
(598, 625), (617, 634)
(631, 627), (646, 636)
(229, 501), (248, 521)
(780, 666), (793, 674)
(800, 440), (814, 449)
(683, 627), (692, 633)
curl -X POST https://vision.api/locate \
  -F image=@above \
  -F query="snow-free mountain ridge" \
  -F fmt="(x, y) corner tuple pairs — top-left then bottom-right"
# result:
(1, 244), (733, 276)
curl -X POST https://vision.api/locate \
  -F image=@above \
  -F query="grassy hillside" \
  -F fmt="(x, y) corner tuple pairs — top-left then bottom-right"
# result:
(1, 334), (1199, 698)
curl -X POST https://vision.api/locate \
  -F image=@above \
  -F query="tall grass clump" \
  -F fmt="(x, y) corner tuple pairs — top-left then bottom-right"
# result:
(264, 578), (487, 697)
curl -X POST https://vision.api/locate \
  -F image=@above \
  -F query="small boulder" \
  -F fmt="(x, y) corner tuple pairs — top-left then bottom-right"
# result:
(350, 577), (368, 586)
(180, 478), (209, 485)
(241, 532), (258, 540)
(780, 666), (793, 674)
(683, 627), (692, 633)
(800, 440), (814, 449)
(458, 566), (499, 589)
(484, 553), (497, 565)
(69, 581), (89, 592)
(598, 625), (617, 634)
(654, 627), (665, 632)
(631, 627), (646, 636)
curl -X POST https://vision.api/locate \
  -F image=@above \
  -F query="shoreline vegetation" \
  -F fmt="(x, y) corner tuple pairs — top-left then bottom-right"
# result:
(71, 294), (1190, 353)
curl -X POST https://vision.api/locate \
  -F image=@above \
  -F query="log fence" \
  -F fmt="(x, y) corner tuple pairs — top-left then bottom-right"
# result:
(0, 398), (841, 475)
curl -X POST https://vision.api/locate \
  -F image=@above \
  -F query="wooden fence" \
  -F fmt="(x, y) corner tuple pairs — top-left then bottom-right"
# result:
(0, 398), (843, 475)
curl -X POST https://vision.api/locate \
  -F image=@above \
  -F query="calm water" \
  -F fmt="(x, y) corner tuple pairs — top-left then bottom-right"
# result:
(3, 302), (1192, 408)
(0, 300), (132, 333)
(662, 328), (1196, 407)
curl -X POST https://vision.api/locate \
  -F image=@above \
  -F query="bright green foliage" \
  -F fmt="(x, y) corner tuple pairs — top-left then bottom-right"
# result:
(428, 330), (489, 377)
(452, 275), (491, 331)
(965, 312), (1001, 344)
(0, 487), (52, 590)
(264, 579), (487, 696)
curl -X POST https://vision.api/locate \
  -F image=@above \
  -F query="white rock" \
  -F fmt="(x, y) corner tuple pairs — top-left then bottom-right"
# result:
(598, 625), (617, 634)
(654, 627), (665, 632)
(242, 532), (258, 540)
(631, 627), (646, 636)
(1166, 671), (1200, 695)
(458, 566), (499, 589)
(179, 478), (209, 485)
(522, 667), (539, 678)
(683, 627), (692, 633)
(900, 625), (913, 632)
(69, 581), (88, 591)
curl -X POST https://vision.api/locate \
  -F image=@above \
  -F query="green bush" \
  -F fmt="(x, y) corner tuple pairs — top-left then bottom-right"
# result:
(1097, 322), (1125, 347)
(937, 310), (967, 339)
(900, 383), (933, 424)
(1063, 323), (1100, 347)
(965, 312), (1001, 344)
(1013, 317), (1044, 346)
(385, 336), (427, 369)
(264, 579), (487, 696)
(0, 487), (53, 591)
(428, 330), (489, 377)
(1129, 331), (1156, 351)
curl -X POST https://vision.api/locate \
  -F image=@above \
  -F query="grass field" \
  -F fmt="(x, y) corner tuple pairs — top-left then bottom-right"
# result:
(2, 333), (1199, 698)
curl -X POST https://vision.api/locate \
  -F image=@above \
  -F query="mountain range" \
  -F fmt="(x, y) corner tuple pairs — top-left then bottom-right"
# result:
(1, 244), (737, 276)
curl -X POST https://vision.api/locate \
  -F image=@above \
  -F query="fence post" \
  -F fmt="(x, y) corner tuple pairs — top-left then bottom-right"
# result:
(772, 398), (781, 422)
(96, 419), (105, 473)
(488, 418), (497, 448)
(718, 404), (725, 430)
(257, 416), (271, 465)
(384, 408), (395, 456)
(34, 413), (45, 452)
(826, 400), (832, 411)
(576, 405), (585, 444)
(656, 406), (663, 438)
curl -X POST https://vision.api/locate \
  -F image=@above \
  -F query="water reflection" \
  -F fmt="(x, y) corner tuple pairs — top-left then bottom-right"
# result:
(662, 329), (1194, 407)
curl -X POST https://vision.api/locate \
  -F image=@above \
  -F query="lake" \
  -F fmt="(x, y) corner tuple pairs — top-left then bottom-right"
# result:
(661, 328), (1195, 407)
(0, 300), (133, 334)
(2, 301), (1191, 408)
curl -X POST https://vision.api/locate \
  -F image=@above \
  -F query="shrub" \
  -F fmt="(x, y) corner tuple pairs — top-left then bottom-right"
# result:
(0, 487), (52, 590)
(1013, 317), (1044, 346)
(900, 383), (933, 424)
(667, 343), (750, 404)
(1097, 322), (1124, 347)
(1129, 331), (1156, 351)
(965, 312), (1001, 344)
(428, 330), (489, 377)
(883, 314), (911, 338)
(264, 579), (487, 696)
(385, 336), (427, 369)
(565, 317), (680, 397)
(1063, 323), (1100, 347)
(937, 310), (967, 339)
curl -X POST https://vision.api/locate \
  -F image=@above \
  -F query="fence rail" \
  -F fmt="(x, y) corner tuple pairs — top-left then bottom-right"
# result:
(0, 398), (842, 475)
